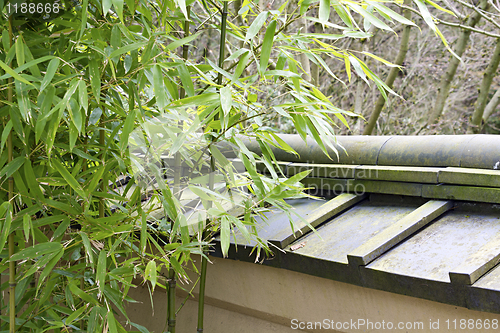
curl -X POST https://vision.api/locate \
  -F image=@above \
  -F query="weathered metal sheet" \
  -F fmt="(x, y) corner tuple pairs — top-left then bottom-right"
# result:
(348, 200), (453, 266)
(367, 206), (500, 283)
(286, 199), (418, 264)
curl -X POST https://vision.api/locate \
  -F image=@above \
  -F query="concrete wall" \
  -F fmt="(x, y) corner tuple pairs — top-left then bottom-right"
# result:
(123, 256), (500, 332)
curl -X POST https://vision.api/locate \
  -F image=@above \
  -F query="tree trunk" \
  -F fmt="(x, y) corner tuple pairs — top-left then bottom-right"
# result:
(427, 0), (491, 125)
(468, 37), (500, 133)
(363, 0), (412, 135)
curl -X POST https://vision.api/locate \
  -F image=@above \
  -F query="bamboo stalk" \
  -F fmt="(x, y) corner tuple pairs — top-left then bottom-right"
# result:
(7, 15), (16, 333)
(99, 127), (105, 218)
(197, 3), (229, 332)
(363, 0), (412, 135)
(468, 37), (500, 133)
(483, 89), (500, 123)
(168, 7), (192, 333)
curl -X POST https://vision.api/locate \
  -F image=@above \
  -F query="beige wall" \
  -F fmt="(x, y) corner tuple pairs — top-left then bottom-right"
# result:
(124, 256), (500, 332)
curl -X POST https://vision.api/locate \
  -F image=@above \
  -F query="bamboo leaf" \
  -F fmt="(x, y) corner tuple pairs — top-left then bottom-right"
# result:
(368, 1), (416, 26)
(0, 55), (54, 80)
(241, 154), (265, 197)
(40, 58), (59, 93)
(69, 283), (98, 305)
(80, 232), (94, 268)
(413, 0), (436, 30)
(78, 79), (88, 114)
(209, 145), (230, 167)
(140, 210), (147, 254)
(260, 20), (276, 73)
(0, 203), (11, 252)
(120, 109), (136, 152)
(15, 36), (25, 67)
(346, 2), (393, 32)
(348, 55), (368, 84)
(145, 260), (157, 291)
(109, 42), (147, 59)
(165, 32), (201, 51)
(319, 0), (330, 23)
(169, 93), (219, 108)
(220, 215), (230, 257)
(51, 160), (87, 199)
(103, 0), (112, 16)
(220, 86), (232, 116)
(36, 86), (54, 143)
(332, 1), (353, 28)
(232, 50), (251, 82)
(10, 242), (62, 261)
(177, 62), (195, 97)
(97, 250), (106, 297)
(23, 214), (30, 243)
(65, 304), (87, 326)
(245, 11), (269, 43)
(15, 80), (29, 121)
(425, 0), (456, 16)
(0, 156), (25, 179)
(51, 217), (70, 241)
(153, 65), (167, 110)
(38, 248), (64, 289)
(174, 0), (188, 19)
(61, 79), (80, 121)
(225, 48), (250, 62)
(112, 0), (124, 22)
(362, 51), (401, 67)
(1, 120), (12, 153)
(89, 59), (101, 103)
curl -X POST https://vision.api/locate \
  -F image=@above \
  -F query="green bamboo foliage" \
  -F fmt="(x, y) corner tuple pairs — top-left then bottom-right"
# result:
(0, 0), (451, 331)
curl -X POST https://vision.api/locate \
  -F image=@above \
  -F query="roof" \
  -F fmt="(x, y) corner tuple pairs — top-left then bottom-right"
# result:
(213, 134), (500, 314)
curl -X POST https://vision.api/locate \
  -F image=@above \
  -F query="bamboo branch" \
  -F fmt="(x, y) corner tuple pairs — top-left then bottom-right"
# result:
(436, 18), (500, 38)
(454, 0), (500, 30)
(396, 4), (500, 38)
